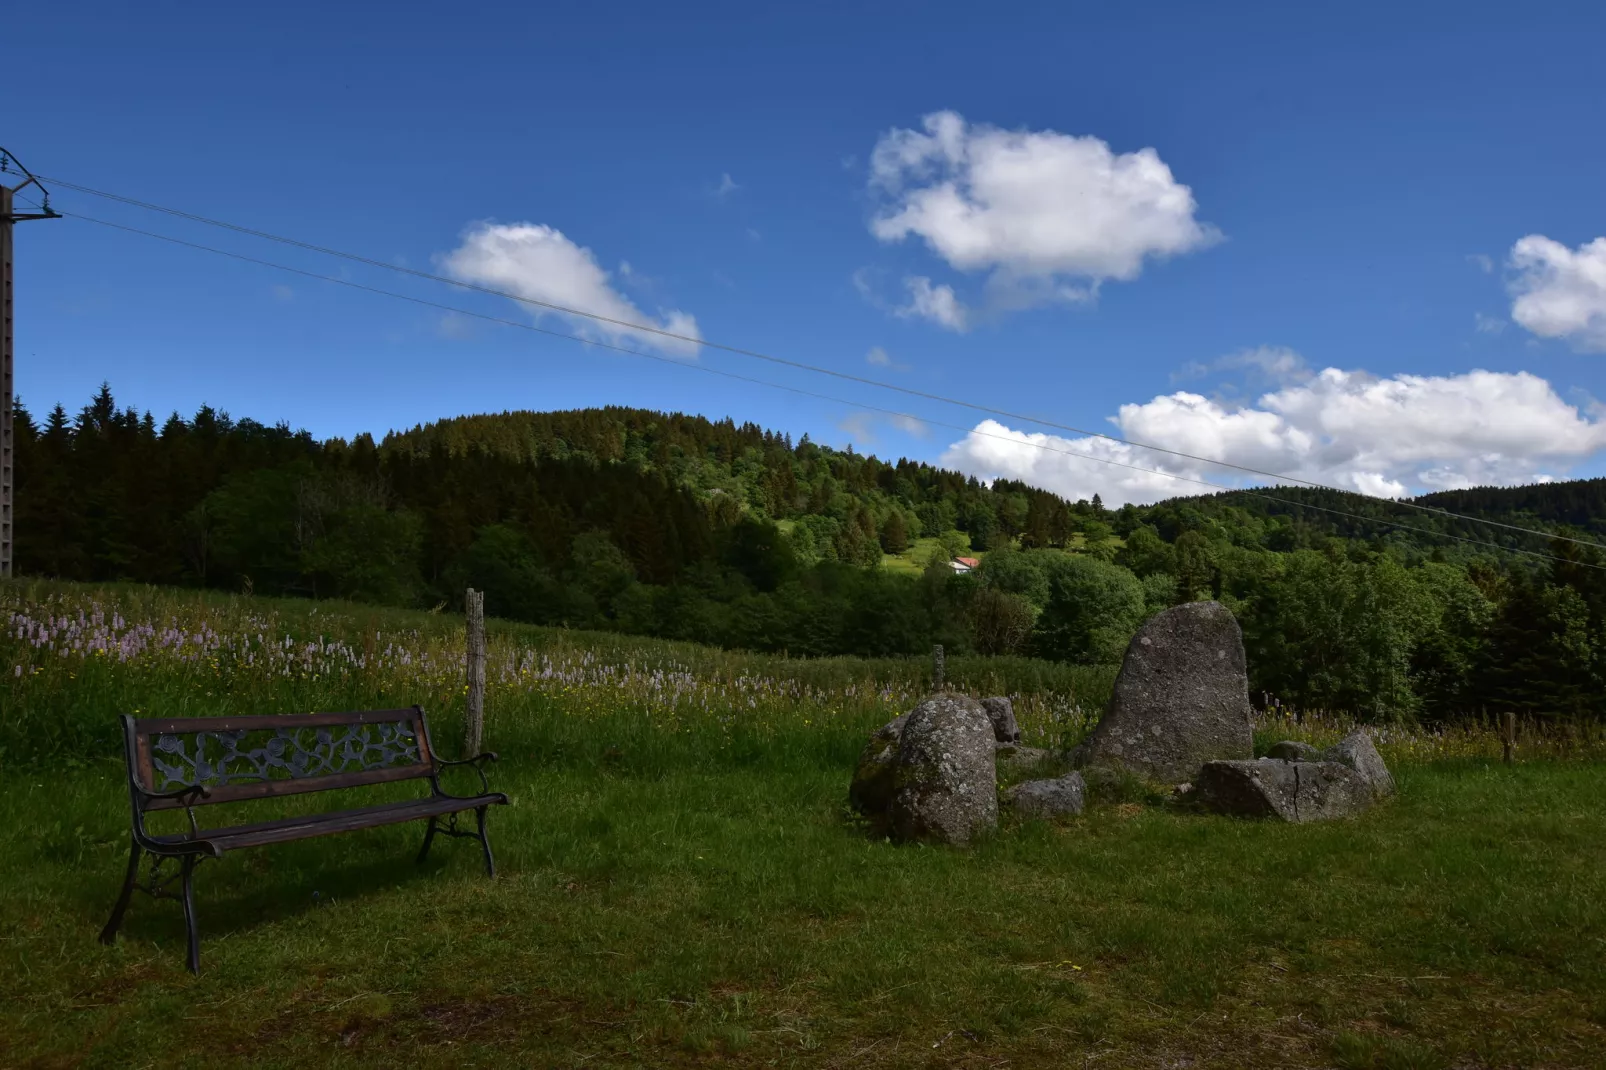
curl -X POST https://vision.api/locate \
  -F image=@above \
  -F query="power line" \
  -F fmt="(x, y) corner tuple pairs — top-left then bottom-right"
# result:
(41, 173), (1606, 556)
(56, 208), (1606, 573)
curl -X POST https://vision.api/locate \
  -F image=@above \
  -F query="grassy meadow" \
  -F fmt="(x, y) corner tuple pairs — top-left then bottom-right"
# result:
(3, 580), (1606, 1069)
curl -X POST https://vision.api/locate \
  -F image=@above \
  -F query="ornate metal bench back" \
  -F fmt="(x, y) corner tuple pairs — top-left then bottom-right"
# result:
(123, 708), (437, 811)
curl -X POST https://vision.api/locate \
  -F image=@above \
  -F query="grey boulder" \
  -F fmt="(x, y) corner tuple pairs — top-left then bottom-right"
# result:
(889, 694), (998, 846)
(1073, 601), (1254, 785)
(1193, 758), (1373, 822)
(1266, 740), (1321, 762)
(995, 742), (1051, 775)
(1323, 730), (1395, 798)
(848, 713), (908, 820)
(981, 696), (1021, 743)
(1005, 772), (1087, 819)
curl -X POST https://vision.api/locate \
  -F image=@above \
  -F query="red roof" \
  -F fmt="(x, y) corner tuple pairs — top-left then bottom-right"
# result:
(955, 556), (981, 567)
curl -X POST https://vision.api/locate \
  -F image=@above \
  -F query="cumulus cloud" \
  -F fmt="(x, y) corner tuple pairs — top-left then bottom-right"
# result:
(897, 276), (967, 330)
(1508, 235), (1606, 351)
(942, 363), (1606, 506)
(441, 222), (701, 358)
(867, 110), (1218, 326)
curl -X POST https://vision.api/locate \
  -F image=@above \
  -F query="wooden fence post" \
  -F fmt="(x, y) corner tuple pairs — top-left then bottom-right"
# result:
(932, 643), (945, 692)
(464, 588), (486, 757)
(1502, 711), (1516, 766)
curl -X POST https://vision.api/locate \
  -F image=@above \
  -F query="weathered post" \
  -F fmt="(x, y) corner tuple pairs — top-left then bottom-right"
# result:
(1502, 711), (1516, 767)
(932, 643), (945, 692)
(464, 588), (486, 757)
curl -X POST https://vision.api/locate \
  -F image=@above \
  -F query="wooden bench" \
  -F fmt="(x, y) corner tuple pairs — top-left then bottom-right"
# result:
(100, 706), (507, 973)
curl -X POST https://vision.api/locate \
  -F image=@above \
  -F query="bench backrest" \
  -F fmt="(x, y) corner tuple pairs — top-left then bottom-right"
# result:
(121, 707), (438, 811)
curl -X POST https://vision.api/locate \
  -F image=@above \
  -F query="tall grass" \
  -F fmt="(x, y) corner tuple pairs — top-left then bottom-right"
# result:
(0, 580), (1113, 771)
(9, 578), (1604, 773)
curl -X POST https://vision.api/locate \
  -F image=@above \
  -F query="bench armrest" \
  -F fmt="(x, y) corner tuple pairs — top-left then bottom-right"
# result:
(434, 752), (498, 796)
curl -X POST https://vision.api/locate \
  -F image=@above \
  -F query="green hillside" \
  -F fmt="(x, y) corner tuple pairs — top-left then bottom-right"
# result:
(14, 387), (1606, 721)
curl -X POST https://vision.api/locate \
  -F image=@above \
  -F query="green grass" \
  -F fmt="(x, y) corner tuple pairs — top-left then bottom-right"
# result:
(879, 535), (960, 576)
(7, 761), (1605, 1068)
(3, 580), (1606, 1067)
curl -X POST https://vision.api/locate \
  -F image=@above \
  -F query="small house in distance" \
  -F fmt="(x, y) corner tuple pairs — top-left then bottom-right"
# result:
(949, 556), (981, 574)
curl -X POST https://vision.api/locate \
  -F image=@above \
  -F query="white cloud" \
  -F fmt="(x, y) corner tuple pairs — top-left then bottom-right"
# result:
(891, 414), (930, 438)
(1508, 235), (1606, 351)
(838, 412), (877, 445)
(1474, 312), (1507, 334)
(1467, 253), (1493, 274)
(716, 173), (740, 199)
(441, 222), (701, 358)
(1176, 345), (1310, 387)
(942, 362), (1606, 506)
(866, 345), (911, 372)
(868, 110), (1218, 319)
(897, 276), (967, 331)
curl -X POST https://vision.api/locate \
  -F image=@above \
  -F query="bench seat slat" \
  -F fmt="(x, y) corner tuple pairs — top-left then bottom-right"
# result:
(152, 793), (508, 852)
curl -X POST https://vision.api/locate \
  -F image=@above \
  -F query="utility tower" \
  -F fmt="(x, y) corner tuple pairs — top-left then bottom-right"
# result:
(1, 149), (60, 578)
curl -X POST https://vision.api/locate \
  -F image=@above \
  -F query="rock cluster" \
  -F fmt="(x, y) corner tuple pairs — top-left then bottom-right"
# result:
(1191, 730), (1394, 822)
(981, 697), (1020, 743)
(847, 713), (908, 820)
(1004, 772), (1087, 820)
(886, 694), (998, 846)
(848, 602), (1397, 840)
(851, 692), (1080, 844)
(1072, 601), (1254, 785)
(1265, 740), (1321, 762)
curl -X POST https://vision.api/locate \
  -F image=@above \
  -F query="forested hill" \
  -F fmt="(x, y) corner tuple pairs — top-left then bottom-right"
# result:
(15, 387), (1606, 721)
(1127, 481), (1606, 559)
(380, 405), (1081, 558)
(389, 406), (1606, 557)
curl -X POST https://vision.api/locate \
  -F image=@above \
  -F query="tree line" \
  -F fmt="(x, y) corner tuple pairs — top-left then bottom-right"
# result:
(15, 387), (1606, 722)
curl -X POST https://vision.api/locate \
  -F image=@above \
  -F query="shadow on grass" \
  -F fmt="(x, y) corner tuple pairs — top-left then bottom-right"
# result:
(97, 829), (496, 950)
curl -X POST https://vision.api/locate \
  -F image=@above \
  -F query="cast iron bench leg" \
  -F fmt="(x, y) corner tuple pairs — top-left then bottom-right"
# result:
(417, 815), (438, 864)
(181, 855), (201, 975)
(100, 839), (143, 945)
(476, 806), (496, 878)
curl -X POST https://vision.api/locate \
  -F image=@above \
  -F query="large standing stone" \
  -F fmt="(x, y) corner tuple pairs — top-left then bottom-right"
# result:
(1073, 601), (1253, 785)
(981, 697), (1021, 743)
(1323, 730), (1395, 798)
(848, 714), (909, 819)
(889, 694), (998, 846)
(1193, 758), (1373, 822)
(1005, 772), (1087, 819)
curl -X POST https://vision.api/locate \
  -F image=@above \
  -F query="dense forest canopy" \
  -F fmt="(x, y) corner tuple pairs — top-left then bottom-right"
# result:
(15, 385), (1606, 722)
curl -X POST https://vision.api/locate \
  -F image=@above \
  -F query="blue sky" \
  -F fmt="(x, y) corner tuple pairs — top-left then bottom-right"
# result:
(7, 1), (1606, 503)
